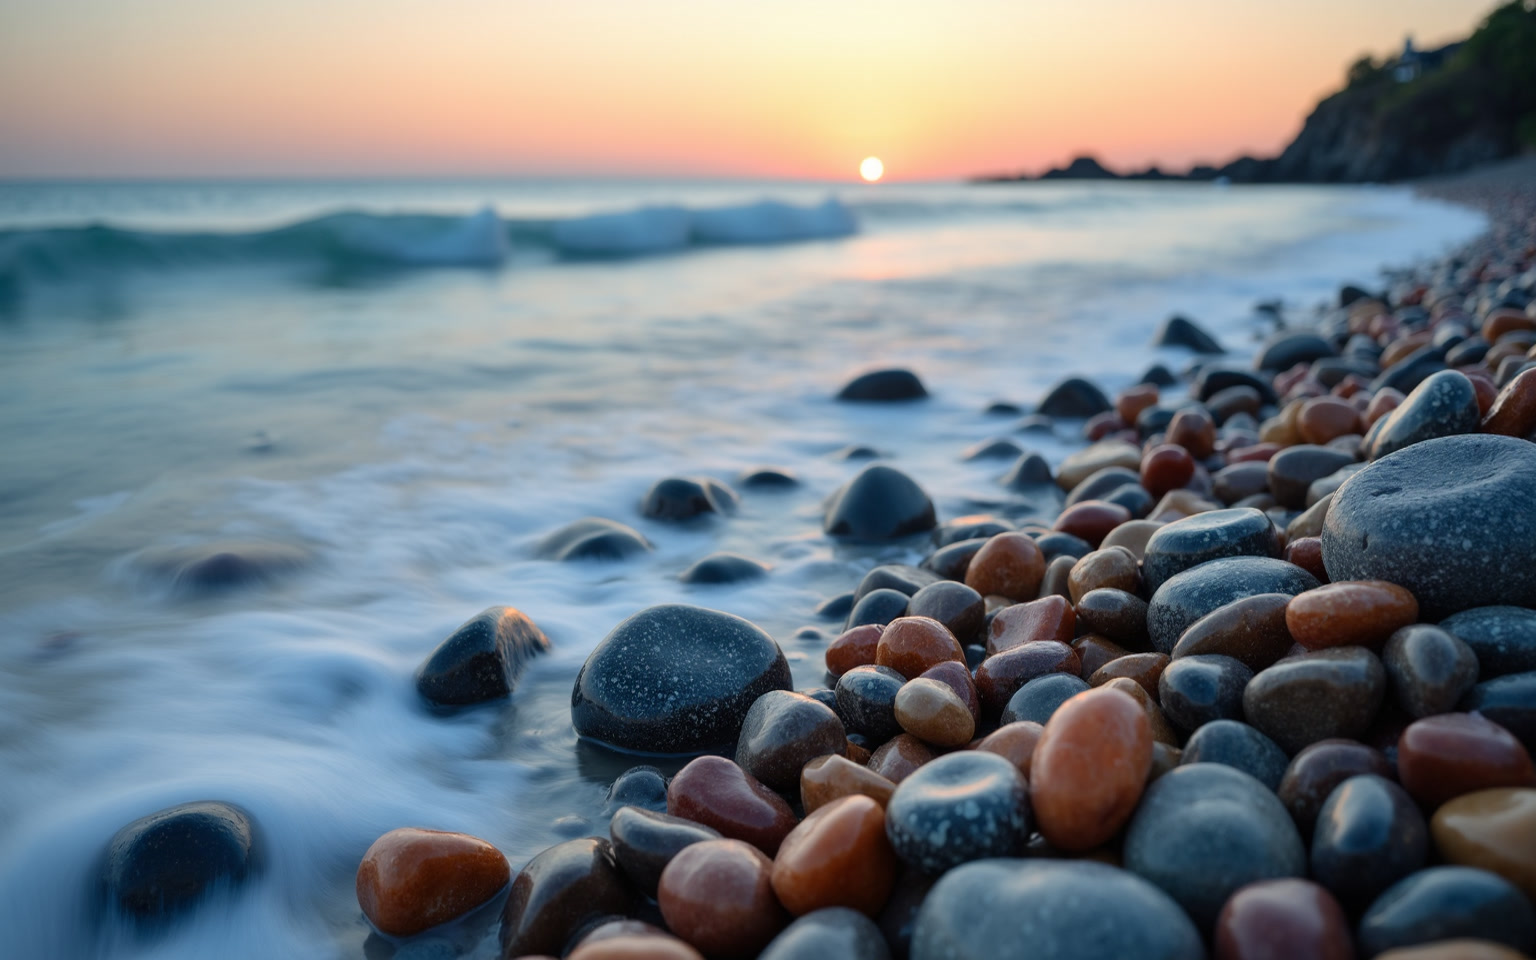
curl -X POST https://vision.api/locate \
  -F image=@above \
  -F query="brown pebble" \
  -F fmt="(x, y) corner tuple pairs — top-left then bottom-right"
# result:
(1031, 687), (1152, 851)
(875, 617), (963, 679)
(844, 739), (872, 765)
(894, 678), (976, 747)
(667, 756), (798, 856)
(1084, 412), (1127, 441)
(1054, 502), (1134, 549)
(568, 935), (705, 960)
(919, 660), (981, 723)
(1100, 519), (1165, 560)
(770, 795), (897, 916)
(356, 828), (510, 938)
(1214, 878), (1354, 960)
(1088, 652), (1168, 698)
(800, 754), (896, 814)
(1484, 306), (1536, 343)
(1297, 397), (1361, 446)
(974, 640), (1081, 717)
(1483, 367), (1536, 437)
(987, 595), (1076, 655)
(964, 533), (1046, 602)
(1284, 537), (1329, 583)
(1067, 546), (1140, 604)
(1467, 370), (1499, 416)
(1397, 713), (1536, 809)
(974, 721), (1045, 778)
(1056, 440), (1143, 491)
(1172, 593), (1296, 671)
(826, 624), (883, 678)
(1168, 407), (1217, 459)
(867, 733), (936, 783)
(1102, 676), (1180, 746)
(1117, 384), (1160, 426)
(658, 839), (787, 959)
(1141, 443), (1196, 497)
(1277, 738), (1396, 836)
(1376, 942), (1531, 960)
(1073, 634), (1133, 680)
(1431, 787), (1536, 900)
(1364, 388), (1405, 428)
(1286, 581), (1418, 651)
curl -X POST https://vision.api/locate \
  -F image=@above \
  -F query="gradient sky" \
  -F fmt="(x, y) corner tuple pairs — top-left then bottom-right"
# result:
(0, 0), (1498, 181)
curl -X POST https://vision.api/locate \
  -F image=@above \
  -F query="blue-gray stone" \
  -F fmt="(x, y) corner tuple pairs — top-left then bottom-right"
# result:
(1310, 774), (1427, 910)
(102, 801), (259, 920)
(999, 673), (1089, 725)
(538, 517), (653, 561)
(1180, 719), (1289, 790)
(825, 466), (938, 540)
(838, 368), (928, 402)
(1142, 508), (1283, 594)
(1158, 655), (1252, 733)
(1368, 370), (1480, 461)
(762, 908), (892, 960)
(1147, 556), (1318, 654)
(1358, 866), (1536, 957)
(886, 752), (1029, 874)
(679, 552), (769, 584)
(416, 606), (551, 707)
(1440, 606), (1536, 678)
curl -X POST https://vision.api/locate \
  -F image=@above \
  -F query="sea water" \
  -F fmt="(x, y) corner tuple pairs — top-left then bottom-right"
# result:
(0, 179), (1486, 958)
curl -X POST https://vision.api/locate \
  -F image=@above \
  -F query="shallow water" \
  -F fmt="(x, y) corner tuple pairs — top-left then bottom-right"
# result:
(0, 179), (1486, 958)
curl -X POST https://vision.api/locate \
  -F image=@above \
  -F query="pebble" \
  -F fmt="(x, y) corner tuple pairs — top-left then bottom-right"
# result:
(607, 766), (670, 813)
(875, 617), (964, 678)
(1052, 501), (1133, 548)
(415, 605), (551, 707)
(885, 751), (1030, 873)
(737, 465), (800, 489)
(1039, 554), (1076, 600)
(1243, 647), (1387, 754)
(1057, 440), (1143, 491)
(1074, 633), (1133, 679)
(1000, 672), (1090, 724)
(1147, 556), (1319, 654)
(679, 552), (770, 584)
(1284, 493), (1332, 541)
(1037, 376), (1112, 417)
(538, 516), (654, 561)
(1101, 518), (1166, 559)
(1259, 332), (1335, 371)
(823, 465), (937, 540)
(1158, 654), (1253, 733)
(499, 838), (632, 959)
(101, 800), (258, 920)
(1065, 466), (1144, 507)
(1459, 672), (1536, 752)
(759, 908), (893, 960)
(816, 592), (856, 621)
(1156, 314), (1227, 354)
(911, 859), (1203, 960)
(1482, 367), (1536, 437)
(975, 721), (1044, 778)
(1321, 434), (1536, 619)
(963, 533), (1046, 601)
(1382, 625), (1479, 718)
(1124, 763), (1306, 929)
(355, 828), (509, 938)
(1431, 788), (1536, 900)
(1214, 878), (1354, 960)
(1286, 581), (1419, 651)
(1181, 720), (1290, 790)
(1357, 867), (1536, 959)
(846, 589), (911, 630)
(974, 640), (1080, 717)
(667, 756), (797, 856)
(855, 565), (941, 601)
(826, 624), (882, 678)
(1035, 530), (1093, 561)
(1267, 445), (1357, 509)
(642, 476), (737, 521)
(1439, 606), (1536, 678)
(609, 807), (723, 899)
(1396, 712), (1536, 809)
(1171, 593), (1295, 671)
(867, 733), (936, 784)
(986, 595), (1075, 655)
(1103, 676), (1182, 746)
(837, 368), (928, 402)
(735, 691), (846, 793)
(1310, 774), (1428, 909)
(834, 665), (906, 742)
(568, 930), (705, 960)
(1168, 407), (1218, 459)
(770, 795), (897, 917)
(1141, 443), (1196, 497)
(1369, 370), (1481, 461)
(800, 755), (896, 814)
(894, 678), (975, 747)
(1067, 546), (1141, 603)
(1284, 536), (1329, 582)
(919, 660), (980, 723)
(1375, 941), (1532, 960)
(1087, 651), (1167, 696)
(572, 604), (792, 754)
(658, 839), (788, 960)
(1276, 738), (1395, 833)
(1118, 383), (1163, 424)
(906, 581), (984, 644)
(1298, 396), (1362, 445)
(920, 538), (987, 581)
(1031, 687), (1152, 851)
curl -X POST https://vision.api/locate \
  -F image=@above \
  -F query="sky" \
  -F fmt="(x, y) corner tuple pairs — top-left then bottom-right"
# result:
(0, 0), (1500, 181)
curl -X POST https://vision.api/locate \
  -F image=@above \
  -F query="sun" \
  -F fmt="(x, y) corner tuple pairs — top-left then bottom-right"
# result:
(859, 156), (884, 183)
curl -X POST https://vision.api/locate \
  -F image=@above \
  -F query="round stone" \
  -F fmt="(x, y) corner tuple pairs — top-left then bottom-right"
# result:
(499, 838), (632, 959)
(609, 807), (723, 899)
(964, 533), (1046, 602)
(1180, 720), (1289, 790)
(906, 582), (984, 644)
(680, 552), (770, 584)
(1357, 866), (1536, 958)
(867, 733), (936, 784)
(845, 588), (910, 630)
(1460, 672), (1536, 753)
(1075, 588), (1148, 644)
(1000, 672), (1090, 725)
(607, 765), (670, 813)
(538, 516), (654, 561)
(1432, 788), (1536, 900)
(1123, 764), (1306, 929)
(569, 929), (705, 960)
(1214, 878), (1353, 960)
(987, 595), (1076, 655)
(734, 691), (846, 793)
(1382, 624), (1480, 718)
(1031, 687), (1152, 852)
(1286, 581), (1419, 651)
(834, 665), (906, 742)
(975, 721), (1045, 778)
(1242, 647), (1387, 754)
(356, 828), (509, 938)
(1298, 396), (1362, 446)
(1067, 547), (1141, 603)
(667, 756), (797, 856)
(1148, 557), (1319, 654)
(1171, 593), (1295, 671)
(1158, 654), (1253, 733)
(910, 859), (1203, 960)
(837, 368), (927, 402)
(572, 604), (792, 755)
(800, 755), (896, 814)
(875, 617), (964, 679)
(1065, 466), (1142, 507)
(1057, 440), (1143, 491)
(771, 795), (897, 917)
(823, 465), (937, 541)
(1440, 606), (1536, 678)
(1037, 376), (1112, 418)
(1087, 652), (1167, 698)
(894, 678), (975, 747)
(885, 752), (1030, 873)
(759, 907), (892, 960)
(918, 660), (980, 724)
(642, 476), (738, 521)
(1369, 370), (1481, 461)
(659, 839), (788, 959)
(1053, 501), (1134, 548)
(1396, 713), (1536, 809)
(974, 641), (1080, 718)
(1143, 508), (1283, 594)
(1267, 446), (1356, 510)
(101, 801), (258, 920)
(1310, 774), (1428, 909)
(1278, 739), (1397, 837)
(1321, 434), (1536, 619)
(1141, 444), (1196, 497)
(826, 624), (883, 678)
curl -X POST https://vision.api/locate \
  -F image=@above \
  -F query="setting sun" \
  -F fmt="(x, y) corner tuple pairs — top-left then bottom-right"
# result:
(860, 156), (884, 182)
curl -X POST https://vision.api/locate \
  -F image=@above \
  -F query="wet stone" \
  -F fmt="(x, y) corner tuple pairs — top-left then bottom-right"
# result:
(1285, 536), (1329, 583)
(975, 721), (1044, 778)
(416, 606), (551, 707)
(919, 538), (987, 581)
(1180, 719), (1289, 790)
(1278, 739), (1397, 837)
(102, 801), (258, 921)
(961, 437), (1023, 461)
(1031, 687), (1152, 851)
(816, 592), (856, 621)
(1100, 518), (1165, 560)
(1142, 507), (1282, 594)
(642, 476), (738, 521)
(1258, 332), (1335, 371)
(885, 752), (1030, 873)
(1141, 444), (1196, 498)
(679, 553), (769, 584)
(824, 466), (937, 541)
(1286, 581), (1419, 651)
(658, 839), (787, 959)
(538, 517), (654, 561)
(607, 766), (670, 813)
(1171, 593), (1295, 671)
(1460, 672), (1536, 752)
(1298, 396), (1361, 446)
(1267, 445), (1356, 509)
(834, 665), (906, 743)
(1035, 530), (1093, 562)
(932, 516), (1014, 548)
(1156, 314), (1226, 354)
(838, 369), (928, 402)
(1087, 651), (1166, 696)
(1243, 647), (1386, 754)
(1158, 654), (1252, 733)
(1214, 878), (1354, 960)
(1310, 774), (1428, 909)
(759, 907), (892, 960)
(855, 565), (942, 602)
(1168, 407), (1218, 460)
(771, 796), (897, 918)
(1000, 672), (1090, 725)
(1432, 788), (1536, 900)
(918, 660), (980, 724)
(737, 465), (799, 489)
(905, 582), (984, 644)
(572, 604), (792, 755)
(1357, 866), (1536, 959)
(667, 756), (797, 856)
(568, 923), (702, 960)
(1396, 712), (1536, 809)
(1057, 440), (1143, 491)
(1064, 466), (1142, 508)
(1213, 461), (1272, 505)
(1148, 557), (1318, 655)
(1369, 370), (1481, 461)
(974, 640), (1080, 718)
(999, 453), (1062, 500)
(826, 624), (883, 678)
(1074, 634), (1132, 680)
(875, 617), (963, 679)
(1440, 606), (1536, 678)
(1053, 501), (1133, 549)
(1104, 676), (1182, 747)
(1124, 763), (1306, 929)
(894, 678), (975, 747)
(1039, 554), (1076, 601)
(499, 838), (632, 959)
(1306, 462), (1365, 506)
(800, 755), (896, 815)
(846, 589), (909, 631)
(867, 733), (935, 784)
(1382, 625), (1479, 718)
(1483, 366), (1536, 437)
(910, 859), (1203, 960)
(1067, 546), (1140, 604)
(734, 691), (846, 793)
(1036, 376), (1111, 418)
(609, 807), (723, 900)
(964, 533), (1046, 602)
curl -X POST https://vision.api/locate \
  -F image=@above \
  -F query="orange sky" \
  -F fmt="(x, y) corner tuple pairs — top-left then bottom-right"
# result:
(0, 0), (1498, 180)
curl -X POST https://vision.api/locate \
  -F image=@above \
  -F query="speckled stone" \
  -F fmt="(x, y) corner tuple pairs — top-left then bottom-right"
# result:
(1242, 647), (1386, 754)
(1278, 739), (1397, 837)
(734, 691), (846, 793)
(835, 665), (907, 742)
(1147, 557), (1319, 654)
(416, 606), (551, 707)
(1369, 370), (1481, 461)
(609, 807), (723, 899)
(1432, 788), (1536, 900)
(1440, 606), (1536, 678)
(1142, 508), (1283, 594)
(1382, 625), (1480, 718)
(1181, 720), (1289, 790)
(910, 859), (1204, 960)
(1213, 878), (1353, 960)
(1171, 593), (1295, 671)
(885, 752), (1030, 873)
(499, 838), (632, 959)
(572, 604), (792, 755)
(1000, 672), (1090, 725)
(1357, 867), (1536, 958)
(759, 907), (893, 960)
(1124, 764), (1306, 929)
(1310, 774), (1428, 909)
(1158, 654), (1253, 733)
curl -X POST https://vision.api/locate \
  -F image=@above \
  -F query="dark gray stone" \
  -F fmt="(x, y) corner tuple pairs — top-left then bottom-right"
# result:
(1147, 557), (1319, 654)
(932, 518), (1014, 548)
(1180, 719), (1289, 790)
(734, 691), (845, 792)
(920, 539), (988, 581)
(999, 452), (1059, 494)
(608, 806), (721, 898)
(962, 437), (1024, 461)
(1142, 508), (1283, 594)
(1358, 867), (1536, 958)
(1064, 467), (1143, 508)
(1141, 364), (1179, 387)
(538, 517), (653, 561)
(416, 606), (551, 707)
(824, 466), (938, 541)
(1440, 606), (1536, 678)
(845, 589), (910, 630)
(679, 552), (769, 584)
(1370, 344), (1446, 395)
(908, 581), (985, 643)
(855, 564), (942, 601)
(1459, 672), (1536, 752)
(1382, 625), (1479, 718)
(1075, 588), (1147, 644)
(605, 766), (669, 813)
(761, 908), (892, 960)
(999, 673), (1089, 725)
(1193, 367), (1278, 405)
(1310, 774), (1427, 910)
(640, 477), (738, 521)
(885, 752), (1030, 874)
(142, 541), (309, 594)
(1157, 655), (1252, 733)
(101, 801), (258, 919)
(1257, 332), (1334, 371)
(838, 368), (928, 402)
(1036, 377), (1111, 418)
(1368, 370), (1480, 461)
(815, 593), (856, 621)
(1267, 445), (1356, 509)
(737, 466), (800, 489)
(1034, 531), (1093, 563)
(835, 665), (906, 741)
(1154, 315), (1226, 354)
(1243, 647), (1387, 754)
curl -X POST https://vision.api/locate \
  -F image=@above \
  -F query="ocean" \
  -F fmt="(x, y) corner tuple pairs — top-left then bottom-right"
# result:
(0, 178), (1487, 958)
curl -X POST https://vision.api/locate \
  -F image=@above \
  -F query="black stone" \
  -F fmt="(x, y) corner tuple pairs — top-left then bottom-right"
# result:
(1142, 508), (1283, 594)
(101, 801), (258, 919)
(1146, 557), (1319, 654)
(824, 466), (938, 541)
(1266, 445), (1356, 509)
(640, 476), (738, 521)
(1180, 719), (1289, 790)
(761, 907), (893, 960)
(962, 437), (1024, 461)
(679, 552), (769, 584)
(834, 665), (906, 742)
(815, 593), (856, 621)
(538, 517), (654, 561)
(499, 838), (632, 959)
(1445, 336), (1491, 367)
(1037, 377), (1112, 418)
(1358, 866), (1536, 958)
(608, 807), (721, 898)
(1459, 672), (1536, 752)
(1153, 315), (1226, 354)
(605, 766), (669, 813)
(931, 518), (1014, 548)
(1075, 588), (1148, 644)
(1135, 406), (1178, 440)
(1440, 606), (1536, 678)
(845, 589), (910, 630)
(1034, 531), (1093, 563)
(1243, 647), (1387, 755)
(1370, 344), (1446, 395)
(1256, 332), (1334, 371)
(855, 565), (942, 602)
(1140, 364), (1179, 387)
(1382, 624), (1479, 718)
(1193, 367), (1278, 405)
(1310, 774), (1427, 910)
(999, 452), (1059, 493)
(907, 581), (985, 644)
(1157, 655), (1252, 733)
(920, 539), (988, 581)
(737, 466), (800, 489)
(1123, 764), (1305, 929)
(1102, 483), (1154, 519)
(571, 604), (792, 755)
(1064, 467), (1143, 508)
(999, 673), (1089, 725)
(735, 691), (846, 792)
(1322, 434), (1536, 619)
(142, 541), (309, 594)
(885, 752), (1030, 874)
(416, 606), (551, 707)
(911, 859), (1203, 960)
(1368, 370), (1480, 461)
(985, 401), (1024, 416)
(838, 368), (928, 402)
